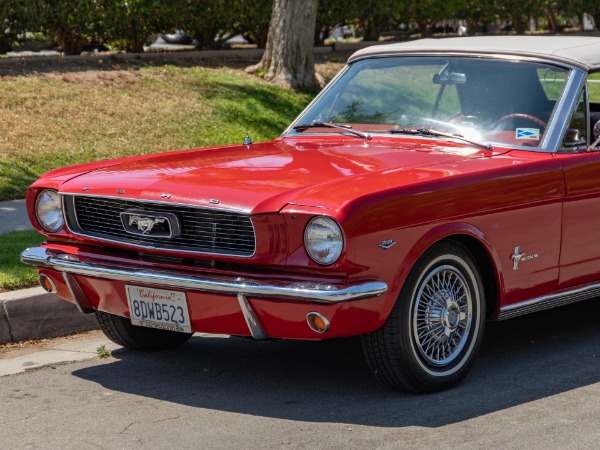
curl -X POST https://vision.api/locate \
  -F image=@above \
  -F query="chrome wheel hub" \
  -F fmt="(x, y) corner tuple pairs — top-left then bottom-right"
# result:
(412, 265), (473, 367)
(443, 299), (462, 331)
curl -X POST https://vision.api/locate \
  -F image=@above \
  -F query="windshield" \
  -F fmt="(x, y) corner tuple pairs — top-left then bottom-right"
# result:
(289, 57), (571, 148)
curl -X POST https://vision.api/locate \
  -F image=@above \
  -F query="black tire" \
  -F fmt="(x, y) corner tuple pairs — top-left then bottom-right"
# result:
(361, 241), (486, 393)
(96, 311), (193, 351)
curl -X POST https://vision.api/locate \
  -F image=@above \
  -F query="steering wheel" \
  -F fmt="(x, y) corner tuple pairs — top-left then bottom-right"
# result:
(492, 113), (547, 129)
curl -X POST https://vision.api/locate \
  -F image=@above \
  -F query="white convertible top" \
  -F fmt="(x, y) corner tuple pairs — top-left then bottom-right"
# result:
(348, 36), (600, 70)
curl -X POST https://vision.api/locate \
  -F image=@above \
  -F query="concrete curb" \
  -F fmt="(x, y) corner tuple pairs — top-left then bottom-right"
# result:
(0, 287), (98, 344)
(0, 46), (334, 67)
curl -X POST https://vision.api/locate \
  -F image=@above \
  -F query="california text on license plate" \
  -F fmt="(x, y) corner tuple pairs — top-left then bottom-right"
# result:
(125, 285), (191, 333)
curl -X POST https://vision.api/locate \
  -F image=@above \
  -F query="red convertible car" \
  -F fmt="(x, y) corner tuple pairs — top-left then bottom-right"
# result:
(22, 36), (600, 393)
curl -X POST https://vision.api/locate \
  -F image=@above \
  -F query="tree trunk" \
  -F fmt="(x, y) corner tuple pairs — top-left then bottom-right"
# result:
(246, 0), (318, 90)
(546, 5), (557, 32)
(359, 18), (381, 41)
(511, 13), (527, 34)
(194, 28), (222, 50)
(56, 29), (84, 55)
(417, 19), (433, 38)
(314, 23), (328, 46)
(125, 25), (145, 53)
(0, 37), (11, 54)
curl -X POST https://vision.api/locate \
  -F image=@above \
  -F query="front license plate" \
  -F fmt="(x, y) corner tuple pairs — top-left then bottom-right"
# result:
(125, 285), (191, 333)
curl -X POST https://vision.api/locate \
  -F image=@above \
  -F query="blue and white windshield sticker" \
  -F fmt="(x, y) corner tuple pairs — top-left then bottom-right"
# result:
(516, 128), (540, 140)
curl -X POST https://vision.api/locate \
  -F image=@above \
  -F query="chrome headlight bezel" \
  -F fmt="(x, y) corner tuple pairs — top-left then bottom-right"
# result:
(303, 216), (344, 266)
(35, 189), (65, 233)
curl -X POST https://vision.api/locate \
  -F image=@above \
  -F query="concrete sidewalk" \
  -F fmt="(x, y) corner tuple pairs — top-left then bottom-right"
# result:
(0, 330), (119, 377)
(1, 199), (98, 344)
(0, 199), (34, 234)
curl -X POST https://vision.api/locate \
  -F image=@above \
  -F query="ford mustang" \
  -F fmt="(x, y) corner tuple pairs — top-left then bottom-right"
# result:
(21, 36), (600, 393)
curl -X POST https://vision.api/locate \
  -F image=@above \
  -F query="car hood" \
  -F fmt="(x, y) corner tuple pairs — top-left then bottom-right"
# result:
(57, 136), (502, 214)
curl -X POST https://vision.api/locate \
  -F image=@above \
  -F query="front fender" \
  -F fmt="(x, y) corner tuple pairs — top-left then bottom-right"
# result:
(379, 222), (504, 323)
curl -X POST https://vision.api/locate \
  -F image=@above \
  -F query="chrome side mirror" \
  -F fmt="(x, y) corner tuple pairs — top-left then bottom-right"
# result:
(563, 128), (586, 147)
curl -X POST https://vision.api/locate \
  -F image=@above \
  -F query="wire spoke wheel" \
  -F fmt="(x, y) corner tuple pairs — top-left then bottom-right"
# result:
(413, 265), (472, 367)
(361, 241), (486, 393)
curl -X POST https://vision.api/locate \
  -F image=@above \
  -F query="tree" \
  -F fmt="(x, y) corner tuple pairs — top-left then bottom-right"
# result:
(314, 1), (356, 45)
(97, 0), (171, 53)
(30, 0), (97, 55)
(562, 0), (600, 31)
(236, 0), (272, 49)
(0, 1), (31, 54)
(246, 0), (319, 90)
(452, 0), (495, 35)
(170, 0), (234, 50)
(345, 0), (406, 42)
(408, 0), (464, 37)
(492, 0), (546, 34)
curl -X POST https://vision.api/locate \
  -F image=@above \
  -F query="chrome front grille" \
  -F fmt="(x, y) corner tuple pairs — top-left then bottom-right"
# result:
(63, 195), (256, 257)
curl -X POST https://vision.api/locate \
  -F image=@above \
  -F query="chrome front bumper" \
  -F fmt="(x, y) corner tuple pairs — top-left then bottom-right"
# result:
(21, 246), (388, 304)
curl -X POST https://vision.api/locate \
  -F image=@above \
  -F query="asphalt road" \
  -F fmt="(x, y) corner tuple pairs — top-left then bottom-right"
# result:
(0, 299), (599, 449)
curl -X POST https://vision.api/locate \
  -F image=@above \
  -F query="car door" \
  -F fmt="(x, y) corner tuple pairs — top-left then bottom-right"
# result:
(556, 73), (600, 288)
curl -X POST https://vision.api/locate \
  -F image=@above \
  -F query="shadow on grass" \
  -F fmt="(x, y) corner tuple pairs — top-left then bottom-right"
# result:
(202, 81), (312, 139)
(73, 299), (600, 428)
(0, 156), (43, 201)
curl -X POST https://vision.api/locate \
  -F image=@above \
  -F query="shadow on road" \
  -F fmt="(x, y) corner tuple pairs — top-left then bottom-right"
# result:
(73, 299), (600, 428)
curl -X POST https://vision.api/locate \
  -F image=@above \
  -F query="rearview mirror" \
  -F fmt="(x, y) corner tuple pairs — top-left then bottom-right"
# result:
(433, 72), (467, 85)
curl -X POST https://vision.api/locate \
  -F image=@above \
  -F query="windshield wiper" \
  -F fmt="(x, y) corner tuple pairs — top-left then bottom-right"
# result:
(293, 121), (372, 140)
(390, 128), (493, 151)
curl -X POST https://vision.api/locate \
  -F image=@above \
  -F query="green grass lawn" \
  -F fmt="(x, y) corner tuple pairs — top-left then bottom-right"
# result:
(0, 61), (316, 290)
(0, 230), (45, 292)
(0, 63), (313, 201)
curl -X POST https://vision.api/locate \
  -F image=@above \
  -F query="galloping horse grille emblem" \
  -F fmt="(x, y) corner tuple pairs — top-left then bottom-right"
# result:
(120, 209), (181, 238)
(128, 216), (165, 234)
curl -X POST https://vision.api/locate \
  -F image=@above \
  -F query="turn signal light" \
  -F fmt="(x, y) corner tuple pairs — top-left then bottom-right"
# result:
(39, 274), (56, 293)
(306, 312), (330, 333)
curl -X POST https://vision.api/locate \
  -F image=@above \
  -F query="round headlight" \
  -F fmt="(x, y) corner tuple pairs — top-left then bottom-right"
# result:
(304, 216), (344, 265)
(35, 189), (64, 232)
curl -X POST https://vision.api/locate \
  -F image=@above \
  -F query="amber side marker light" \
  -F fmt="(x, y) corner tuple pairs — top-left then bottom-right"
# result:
(306, 312), (330, 333)
(39, 274), (57, 293)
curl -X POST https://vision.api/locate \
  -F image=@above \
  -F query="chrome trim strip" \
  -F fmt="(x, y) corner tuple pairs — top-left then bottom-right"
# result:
(347, 52), (585, 71)
(498, 283), (600, 320)
(62, 272), (95, 314)
(61, 192), (249, 214)
(237, 294), (269, 339)
(541, 69), (586, 152)
(21, 247), (388, 303)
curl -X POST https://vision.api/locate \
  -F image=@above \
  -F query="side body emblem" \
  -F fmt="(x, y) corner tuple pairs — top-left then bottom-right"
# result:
(511, 245), (539, 270)
(378, 239), (396, 250)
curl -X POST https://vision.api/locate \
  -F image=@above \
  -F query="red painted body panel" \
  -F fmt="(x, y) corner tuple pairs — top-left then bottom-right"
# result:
(28, 134), (580, 338)
(50, 137), (494, 214)
(553, 152), (600, 288)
